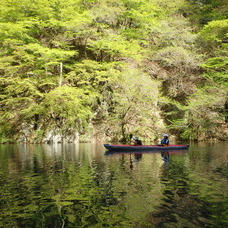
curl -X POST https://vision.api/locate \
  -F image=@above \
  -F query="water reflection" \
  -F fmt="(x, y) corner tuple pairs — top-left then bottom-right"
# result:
(161, 151), (170, 164)
(0, 143), (227, 227)
(134, 153), (143, 161)
(129, 153), (143, 169)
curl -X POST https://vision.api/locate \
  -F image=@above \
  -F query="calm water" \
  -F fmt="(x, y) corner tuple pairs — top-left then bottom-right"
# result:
(0, 142), (227, 228)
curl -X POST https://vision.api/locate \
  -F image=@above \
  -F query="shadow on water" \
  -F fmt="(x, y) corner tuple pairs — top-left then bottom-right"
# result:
(0, 142), (227, 227)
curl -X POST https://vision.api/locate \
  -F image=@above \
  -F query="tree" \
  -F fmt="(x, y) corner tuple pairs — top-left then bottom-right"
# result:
(199, 19), (228, 54)
(185, 0), (228, 25)
(106, 67), (162, 141)
(39, 86), (96, 136)
(0, 77), (42, 140)
(173, 86), (227, 140)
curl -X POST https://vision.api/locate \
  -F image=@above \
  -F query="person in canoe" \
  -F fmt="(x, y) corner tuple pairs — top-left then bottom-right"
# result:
(160, 134), (169, 146)
(132, 136), (142, 145)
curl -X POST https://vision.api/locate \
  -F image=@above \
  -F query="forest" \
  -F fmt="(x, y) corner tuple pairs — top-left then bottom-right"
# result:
(0, 0), (227, 143)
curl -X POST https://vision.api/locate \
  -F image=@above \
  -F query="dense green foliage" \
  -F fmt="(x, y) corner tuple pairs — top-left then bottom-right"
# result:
(0, 0), (227, 142)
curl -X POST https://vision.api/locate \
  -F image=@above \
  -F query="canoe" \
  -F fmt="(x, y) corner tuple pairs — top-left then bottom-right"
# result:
(104, 144), (189, 152)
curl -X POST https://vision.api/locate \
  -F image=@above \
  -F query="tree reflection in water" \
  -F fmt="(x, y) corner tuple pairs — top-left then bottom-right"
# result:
(129, 153), (143, 169)
(0, 143), (227, 227)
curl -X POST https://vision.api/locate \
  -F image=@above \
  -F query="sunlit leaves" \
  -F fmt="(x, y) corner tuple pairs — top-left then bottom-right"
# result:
(40, 85), (96, 130)
(149, 17), (198, 50)
(201, 56), (228, 87)
(199, 19), (228, 43)
(0, 0), (227, 141)
(25, 43), (76, 65)
(155, 46), (200, 70)
(88, 33), (143, 61)
(186, 0), (228, 24)
(89, 0), (125, 26)
(66, 60), (121, 90)
(178, 86), (226, 140)
(107, 67), (162, 140)
(0, 22), (32, 42)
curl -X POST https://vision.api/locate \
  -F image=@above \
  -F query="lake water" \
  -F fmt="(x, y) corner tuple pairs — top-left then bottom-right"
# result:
(0, 142), (227, 228)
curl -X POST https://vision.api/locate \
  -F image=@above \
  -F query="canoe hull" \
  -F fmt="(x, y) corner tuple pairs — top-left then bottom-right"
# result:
(104, 144), (189, 152)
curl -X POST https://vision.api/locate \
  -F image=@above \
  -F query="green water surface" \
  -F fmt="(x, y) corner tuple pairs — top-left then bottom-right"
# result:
(0, 142), (227, 227)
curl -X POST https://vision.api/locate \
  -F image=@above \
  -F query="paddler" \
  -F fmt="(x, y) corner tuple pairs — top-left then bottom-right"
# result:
(160, 134), (169, 146)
